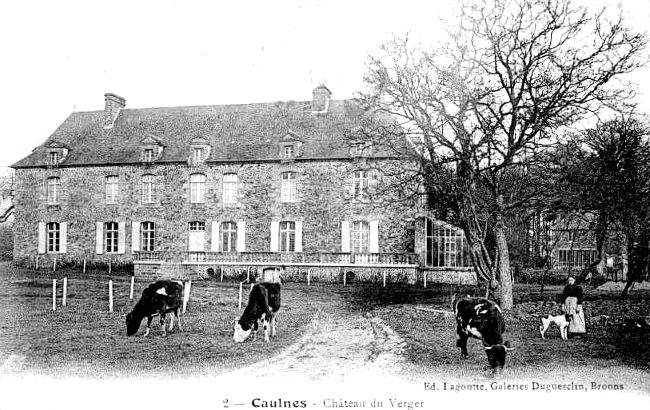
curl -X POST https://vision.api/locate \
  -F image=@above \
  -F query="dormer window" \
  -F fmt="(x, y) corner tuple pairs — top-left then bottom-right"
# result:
(45, 141), (69, 166)
(49, 152), (60, 165)
(139, 134), (164, 163)
(189, 137), (211, 166)
(284, 145), (295, 159)
(279, 131), (302, 161)
(143, 148), (155, 162)
(193, 147), (204, 163)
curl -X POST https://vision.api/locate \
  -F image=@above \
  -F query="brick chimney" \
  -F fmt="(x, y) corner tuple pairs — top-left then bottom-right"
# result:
(312, 85), (331, 114)
(104, 93), (126, 128)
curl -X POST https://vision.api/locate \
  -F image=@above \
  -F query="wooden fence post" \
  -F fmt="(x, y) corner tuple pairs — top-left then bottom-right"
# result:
(108, 280), (113, 313)
(52, 279), (57, 311)
(62, 277), (68, 307)
(238, 282), (243, 310)
(183, 280), (192, 314)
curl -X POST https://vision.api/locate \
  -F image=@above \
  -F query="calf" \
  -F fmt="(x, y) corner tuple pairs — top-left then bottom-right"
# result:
(126, 280), (184, 337)
(233, 282), (281, 343)
(453, 295), (513, 373)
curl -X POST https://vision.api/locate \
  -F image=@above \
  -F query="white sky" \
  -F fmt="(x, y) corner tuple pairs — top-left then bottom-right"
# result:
(1, 0), (649, 171)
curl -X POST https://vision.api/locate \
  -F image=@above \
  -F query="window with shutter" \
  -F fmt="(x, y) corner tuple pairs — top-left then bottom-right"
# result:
(221, 221), (237, 252)
(351, 221), (369, 253)
(141, 221), (156, 252)
(105, 222), (119, 253)
(47, 222), (60, 253)
(279, 221), (296, 252)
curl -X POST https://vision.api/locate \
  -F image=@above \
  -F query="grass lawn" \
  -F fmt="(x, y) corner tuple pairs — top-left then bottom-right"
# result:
(343, 284), (650, 391)
(1, 262), (649, 393)
(0, 265), (342, 379)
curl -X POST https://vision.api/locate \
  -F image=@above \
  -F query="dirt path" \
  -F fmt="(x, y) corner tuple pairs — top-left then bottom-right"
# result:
(226, 308), (408, 381)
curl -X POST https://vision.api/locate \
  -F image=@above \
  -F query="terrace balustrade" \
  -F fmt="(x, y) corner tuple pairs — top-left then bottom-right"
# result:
(183, 251), (418, 266)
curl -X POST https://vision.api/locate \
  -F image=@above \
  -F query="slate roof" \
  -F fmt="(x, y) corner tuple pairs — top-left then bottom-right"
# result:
(12, 98), (397, 168)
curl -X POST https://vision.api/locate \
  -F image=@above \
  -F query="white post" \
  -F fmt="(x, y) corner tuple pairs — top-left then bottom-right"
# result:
(308, 269), (311, 286)
(108, 260), (112, 275)
(383, 271), (386, 288)
(108, 280), (113, 313)
(52, 279), (57, 311)
(424, 271), (427, 289)
(129, 276), (135, 299)
(62, 277), (68, 307)
(220, 266), (224, 281)
(83, 259), (86, 274)
(183, 280), (192, 314)
(36, 255), (39, 270)
(53, 258), (57, 272)
(247, 267), (250, 283)
(238, 282), (243, 310)
(343, 270), (347, 287)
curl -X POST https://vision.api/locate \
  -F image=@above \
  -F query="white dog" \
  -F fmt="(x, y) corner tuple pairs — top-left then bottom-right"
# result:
(539, 314), (572, 340)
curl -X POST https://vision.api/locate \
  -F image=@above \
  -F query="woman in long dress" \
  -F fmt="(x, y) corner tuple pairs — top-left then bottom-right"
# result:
(562, 277), (586, 336)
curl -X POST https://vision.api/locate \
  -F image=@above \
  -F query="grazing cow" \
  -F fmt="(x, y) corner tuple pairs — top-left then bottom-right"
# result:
(126, 280), (184, 337)
(233, 282), (281, 343)
(453, 295), (514, 373)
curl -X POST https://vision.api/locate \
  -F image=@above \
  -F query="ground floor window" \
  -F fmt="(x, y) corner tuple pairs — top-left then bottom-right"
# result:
(221, 221), (237, 252)
(47, 222), (60, 253)
(279, 221), (296, 252)
(188, 221), (205, 252)
(105, 222), (119, 253)
(351, 221), (369, 253)
(425, 219), (471, 267)
(141, 221), (155, 252)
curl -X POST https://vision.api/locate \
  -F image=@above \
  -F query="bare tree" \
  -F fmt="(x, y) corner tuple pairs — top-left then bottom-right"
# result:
(578, 118), (650, 297)
(357, 0), (647, 308)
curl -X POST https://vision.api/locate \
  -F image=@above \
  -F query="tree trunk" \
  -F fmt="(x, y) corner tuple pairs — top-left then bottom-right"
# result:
(622, 223), (649, 298)
(494, 198), (513, 310)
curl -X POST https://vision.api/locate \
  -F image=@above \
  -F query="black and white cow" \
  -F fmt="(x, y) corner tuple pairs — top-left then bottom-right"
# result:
(126, 280), (184, 337)
(454, 295), (514, 372)
(233, 282), (281, 343)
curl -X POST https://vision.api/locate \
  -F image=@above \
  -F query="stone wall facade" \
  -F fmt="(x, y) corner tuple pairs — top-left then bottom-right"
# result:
(13, 158), (417, 267)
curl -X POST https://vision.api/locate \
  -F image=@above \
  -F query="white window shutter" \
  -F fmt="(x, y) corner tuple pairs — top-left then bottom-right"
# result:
(369, 220), (379, 253)
(295, 220), (303, 252)
(117, 222), (126, 254)
(341, 221), (350, 252)
(96, 222), (104, 254)
(236, 221), (246, 252)
(131, 221), (140, 253)
(60, 222), (68, 254)
(38, 222), (46, 254)
(211, 221), (220, 252)
(270, 221), (279, 252)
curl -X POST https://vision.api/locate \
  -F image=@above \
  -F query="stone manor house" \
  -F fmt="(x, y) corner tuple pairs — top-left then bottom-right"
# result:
(11, 87), (476, 284)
